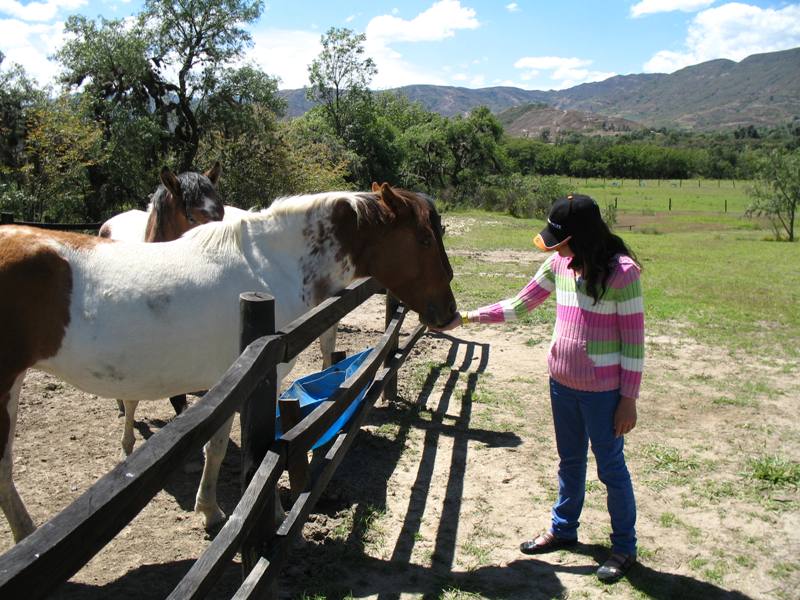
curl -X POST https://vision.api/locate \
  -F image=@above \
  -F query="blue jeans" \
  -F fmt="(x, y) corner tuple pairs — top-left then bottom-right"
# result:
(548, 378), (637, 555)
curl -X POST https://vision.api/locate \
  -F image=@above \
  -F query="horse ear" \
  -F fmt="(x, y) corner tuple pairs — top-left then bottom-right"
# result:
(204, 161), (222, 186)
(371, 182), (380, 192)
(160, 167), (181, 198)
(378, 182), (405, 216)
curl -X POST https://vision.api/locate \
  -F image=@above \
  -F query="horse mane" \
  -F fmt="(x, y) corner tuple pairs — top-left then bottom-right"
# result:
(149, 185), (172, 235)
(150, 172), (217, 224)
(182, 219), (245, 254)
(268, 189), (431, 227)
(181, 189), (433, 254)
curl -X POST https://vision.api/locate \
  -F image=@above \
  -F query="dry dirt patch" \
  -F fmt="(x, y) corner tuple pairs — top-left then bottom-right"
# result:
(1, 297), (798, 599)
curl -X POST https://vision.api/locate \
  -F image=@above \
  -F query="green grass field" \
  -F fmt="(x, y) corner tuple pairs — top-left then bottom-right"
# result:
(446, 180), (800, 358)
(563, 177), (753, 214)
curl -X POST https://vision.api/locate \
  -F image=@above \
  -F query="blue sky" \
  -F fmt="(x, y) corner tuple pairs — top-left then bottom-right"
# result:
(1, 0), (799, 90)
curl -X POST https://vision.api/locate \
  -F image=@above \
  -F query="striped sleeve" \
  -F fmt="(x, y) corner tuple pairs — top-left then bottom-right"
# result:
(613, 259), (644, 399)
(467, 254), (556, 324)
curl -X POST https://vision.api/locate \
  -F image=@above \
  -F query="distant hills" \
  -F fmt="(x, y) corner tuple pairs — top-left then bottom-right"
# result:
(280, 46), (800, 134)
(496, 104), (645, 138)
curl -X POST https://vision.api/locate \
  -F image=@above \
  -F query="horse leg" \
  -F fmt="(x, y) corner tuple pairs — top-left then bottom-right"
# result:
(319, 323), (338, 369)
(0, 372), (36, 542)
(121, 400), (138, 459)
(169, 394), (188, 416)
(194, 414), (234, 530)
(116, 399), (125, 417)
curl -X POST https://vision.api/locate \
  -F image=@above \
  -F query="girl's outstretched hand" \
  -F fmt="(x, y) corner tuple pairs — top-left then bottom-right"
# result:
(430, 311), (464, 332)
(614, 396), (637, 437)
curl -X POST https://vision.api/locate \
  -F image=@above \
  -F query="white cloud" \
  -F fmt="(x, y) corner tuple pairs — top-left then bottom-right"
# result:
(506, 2), (520, 12)
(0, 18), (65, 84)
(630, 0), (715, 18)
(643, 2), (800, 72)
(514, 55), (615, 90)
(0, 0), (86, 22)
(365, 0), (478, 44)
(469, 74), (485, 86)
(345, 14), (358, 23)
(247, 2), (482, 90)
(247, 28), (322, 89)
(364, 1), (480, 89)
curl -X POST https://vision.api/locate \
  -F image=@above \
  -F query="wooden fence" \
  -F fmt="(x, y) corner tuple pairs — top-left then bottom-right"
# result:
(0, 277), (424, 599)
(0, 212), (102, 230)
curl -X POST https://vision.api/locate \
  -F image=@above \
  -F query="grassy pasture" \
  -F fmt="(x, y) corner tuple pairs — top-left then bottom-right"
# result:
(408, 182), (799, 599)
(233, 180), (797, 599)
(562, 178), (753, 214)
(447, 181), (800, 358)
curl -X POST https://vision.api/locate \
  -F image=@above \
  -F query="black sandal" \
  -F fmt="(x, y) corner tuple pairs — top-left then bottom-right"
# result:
(597, 552), (636, 583)
(520, 531), (578, 554)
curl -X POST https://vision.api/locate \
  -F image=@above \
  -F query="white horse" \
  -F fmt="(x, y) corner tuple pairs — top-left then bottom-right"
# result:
(100, 167), (337, 423)
(99, 165), (262, 419)
(0, 183), (456, 543)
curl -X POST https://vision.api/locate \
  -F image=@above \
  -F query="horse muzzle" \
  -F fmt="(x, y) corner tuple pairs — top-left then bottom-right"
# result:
(422, 299), (458, 330)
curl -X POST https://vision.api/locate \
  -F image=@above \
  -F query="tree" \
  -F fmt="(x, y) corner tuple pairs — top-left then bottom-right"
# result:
(22, 96), (107, 221)
(445, 106), (508, 196)
(0, 53), (44, 179)
(58, 1), (265, 174)
(746, 150), (799, 241)
(142, 0), (264, 170)
(307, 27), (377, 140)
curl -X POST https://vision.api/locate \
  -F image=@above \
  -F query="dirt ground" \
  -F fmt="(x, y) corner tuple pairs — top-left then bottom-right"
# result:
(1, 292), (798, 599)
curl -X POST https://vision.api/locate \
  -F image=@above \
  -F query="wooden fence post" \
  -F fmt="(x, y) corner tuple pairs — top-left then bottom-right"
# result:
(238, 292), (278, 589)
(383, 293), (401, 402)
(1, 212), (13, 225)
(279, 396), (307, 503)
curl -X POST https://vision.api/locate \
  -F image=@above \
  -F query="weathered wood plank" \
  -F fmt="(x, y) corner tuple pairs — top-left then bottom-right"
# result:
(279, 398), (308, 503)
(0, 335), (285, 600)
(383, 294), (401, 401)
(166, 449), (285, 600)
(279, 278), (381, 361)
(238, 294), (279, 584)
(279, 306), (407, 458)
(230, 322), (427, 597)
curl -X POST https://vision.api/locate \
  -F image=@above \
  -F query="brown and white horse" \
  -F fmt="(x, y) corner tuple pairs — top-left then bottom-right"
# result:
(0, 184), (456, 543)
(100, 165), (337, 422)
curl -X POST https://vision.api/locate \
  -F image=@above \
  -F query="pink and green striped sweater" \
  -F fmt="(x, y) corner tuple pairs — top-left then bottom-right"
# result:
(465, 253), (644, 399)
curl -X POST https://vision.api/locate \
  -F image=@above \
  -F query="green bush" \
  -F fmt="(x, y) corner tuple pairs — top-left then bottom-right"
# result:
(470, 174), (567, 218)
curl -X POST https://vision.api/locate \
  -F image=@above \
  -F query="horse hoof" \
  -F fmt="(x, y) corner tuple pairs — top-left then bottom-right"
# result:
(197, 504), (226, 531)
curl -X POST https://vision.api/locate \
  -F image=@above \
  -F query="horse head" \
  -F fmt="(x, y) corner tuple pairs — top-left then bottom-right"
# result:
(146, 163), (225, 242)
(335, 183), (457, 329)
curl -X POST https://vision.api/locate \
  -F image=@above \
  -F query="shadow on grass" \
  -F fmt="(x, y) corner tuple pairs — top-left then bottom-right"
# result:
(517, 542), (755, 600)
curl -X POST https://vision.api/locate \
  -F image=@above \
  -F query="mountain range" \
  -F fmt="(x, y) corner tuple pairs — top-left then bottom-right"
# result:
(279, 46), (800, 134)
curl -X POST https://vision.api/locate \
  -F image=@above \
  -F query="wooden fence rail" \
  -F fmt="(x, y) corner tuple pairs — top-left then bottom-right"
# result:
(0, 212), (102, 230)
(0, 276), (421, 600)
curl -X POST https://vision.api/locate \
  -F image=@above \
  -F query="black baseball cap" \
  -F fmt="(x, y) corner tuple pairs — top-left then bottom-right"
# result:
(533, 194), (603, 251)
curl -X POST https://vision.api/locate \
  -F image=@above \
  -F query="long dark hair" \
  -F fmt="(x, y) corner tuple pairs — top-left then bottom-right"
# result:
(568, 219), (640, 304)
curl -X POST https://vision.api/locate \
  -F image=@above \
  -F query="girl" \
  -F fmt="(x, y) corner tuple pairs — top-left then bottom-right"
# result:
(436, 194), (643, 583)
